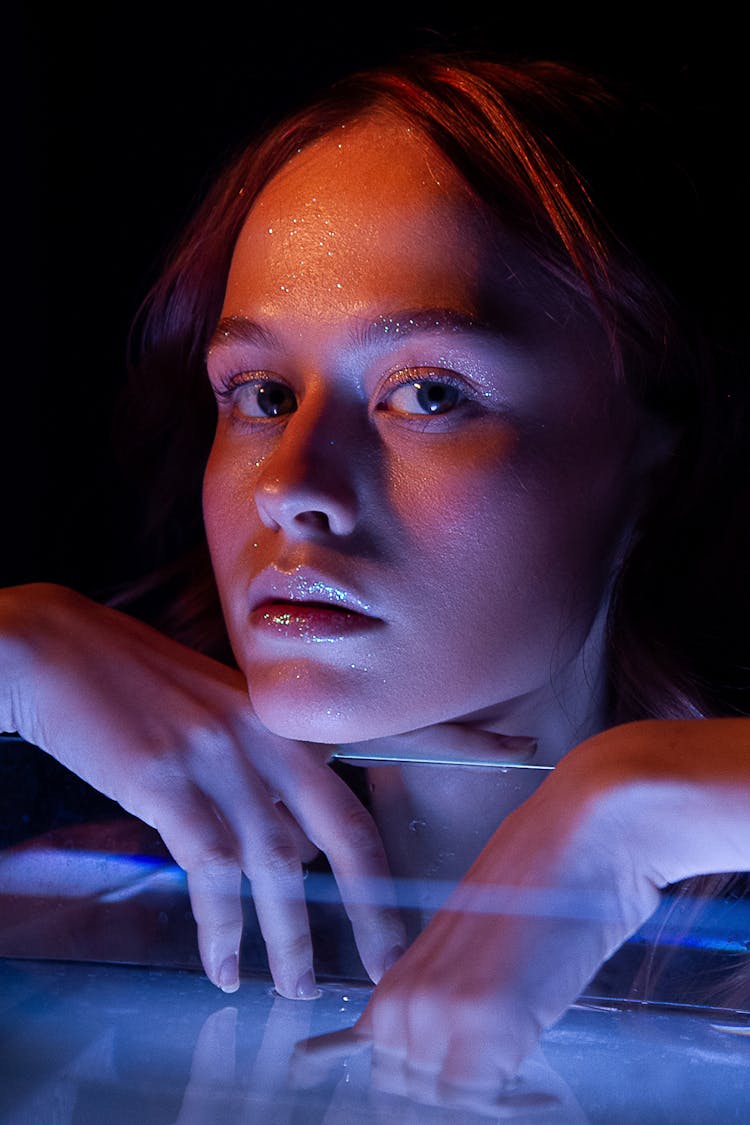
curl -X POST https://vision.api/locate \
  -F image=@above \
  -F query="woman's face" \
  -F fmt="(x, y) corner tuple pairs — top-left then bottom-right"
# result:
(203, 114), (649, 744)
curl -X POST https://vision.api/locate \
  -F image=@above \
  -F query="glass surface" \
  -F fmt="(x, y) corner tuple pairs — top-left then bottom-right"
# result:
(1, 960), (749, 1123)
(2, 734), (750, 1119)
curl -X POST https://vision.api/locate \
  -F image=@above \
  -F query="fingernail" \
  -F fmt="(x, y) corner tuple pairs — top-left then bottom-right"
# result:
(382, 944), (405, 975)
(295, 969), (321, 1000)
(218, 953), (239, 993)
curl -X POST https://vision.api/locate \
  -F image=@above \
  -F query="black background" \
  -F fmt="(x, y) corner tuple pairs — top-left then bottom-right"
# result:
(3, 4), (748, 595)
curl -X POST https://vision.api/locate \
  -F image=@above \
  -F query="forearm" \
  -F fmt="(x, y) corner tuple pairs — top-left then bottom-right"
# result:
(568, 718), (750, 890)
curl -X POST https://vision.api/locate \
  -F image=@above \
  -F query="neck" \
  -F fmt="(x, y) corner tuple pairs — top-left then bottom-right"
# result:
(366, 598), (615, 895)
(449, 593), (614, 766)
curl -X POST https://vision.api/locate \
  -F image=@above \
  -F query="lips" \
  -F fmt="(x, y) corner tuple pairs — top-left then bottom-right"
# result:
(248, 568), (382, 641)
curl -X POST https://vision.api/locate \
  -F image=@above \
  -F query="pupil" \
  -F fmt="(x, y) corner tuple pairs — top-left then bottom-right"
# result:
(258, 383), (293, 417)
(416, 382), (459, 414)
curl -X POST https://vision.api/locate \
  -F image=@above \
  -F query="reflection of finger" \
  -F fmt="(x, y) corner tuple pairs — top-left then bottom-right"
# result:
(298, 1025), (371, 1063)
(249, 990), (317, 1095)
(439, 1009), (524, 1090)
(370, 1048), (561, 1119)
(175, 1006), (237, 1125)
(189, 1006), (238, 1085)
(290, 1025), (371, 1090)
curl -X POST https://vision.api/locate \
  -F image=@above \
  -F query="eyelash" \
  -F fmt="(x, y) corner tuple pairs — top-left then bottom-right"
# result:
(212, 367), (484, 425)
(376, 367), (472, 409)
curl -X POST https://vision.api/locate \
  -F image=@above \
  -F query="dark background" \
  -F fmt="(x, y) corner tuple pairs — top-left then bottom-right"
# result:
(4, 4), (748, 596)
(1, 4), (748, 846)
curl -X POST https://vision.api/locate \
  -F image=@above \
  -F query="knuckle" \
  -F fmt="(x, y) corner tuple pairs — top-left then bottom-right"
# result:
(335, 801), (382, 859)
(177, 839), (238, 876)
(255, 831), (300, 877)
(337, 804), (380, 855)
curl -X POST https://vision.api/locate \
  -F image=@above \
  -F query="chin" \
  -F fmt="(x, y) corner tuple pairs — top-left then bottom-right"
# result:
(244, 663), (415, 745)
(248, 691), (375, 744)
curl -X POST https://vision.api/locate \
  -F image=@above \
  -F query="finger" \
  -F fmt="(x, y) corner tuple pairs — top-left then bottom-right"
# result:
(187, 864), (244, 993)
(289, 1026), (370, 1089)
(151, 784), (245, 992)
(355, 931), (439, 1058)
(192, 762), (318, 1000)
(245, 839), (316, 999)
(272, 801), (320, 864)
(279, 760), (406, 981)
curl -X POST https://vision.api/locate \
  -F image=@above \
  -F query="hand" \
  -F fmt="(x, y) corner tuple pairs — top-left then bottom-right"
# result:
(291, 1029), (586, 1119)
(348, 719), (750, 1087)
(0, 583), (405, 997)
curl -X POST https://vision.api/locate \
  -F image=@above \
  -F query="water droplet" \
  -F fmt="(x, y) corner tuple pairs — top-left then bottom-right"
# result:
(408, 818), (427, 833)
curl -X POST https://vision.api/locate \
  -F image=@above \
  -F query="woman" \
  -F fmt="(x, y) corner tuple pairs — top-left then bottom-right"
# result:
(2, 54), (748, 1089)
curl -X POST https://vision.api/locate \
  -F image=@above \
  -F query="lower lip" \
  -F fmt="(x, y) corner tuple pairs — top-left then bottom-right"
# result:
(249, 602), (382, 641)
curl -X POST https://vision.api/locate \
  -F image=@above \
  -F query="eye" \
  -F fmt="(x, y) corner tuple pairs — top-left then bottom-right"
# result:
(232, 379), (297, 419)
(379, 372), (466, 417)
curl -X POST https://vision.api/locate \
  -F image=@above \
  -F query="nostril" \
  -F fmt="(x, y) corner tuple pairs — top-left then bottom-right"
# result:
(295, 511), (333, 531)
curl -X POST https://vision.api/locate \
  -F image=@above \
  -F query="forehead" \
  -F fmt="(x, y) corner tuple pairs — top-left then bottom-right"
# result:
(223, 114), (522, 320)
(219, 112), (606, 366)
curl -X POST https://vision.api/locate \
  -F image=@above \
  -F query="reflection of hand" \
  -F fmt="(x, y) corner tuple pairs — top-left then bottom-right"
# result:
(176, 993), (320, 1125)
(174, 1006), (239, 1125)
(292, 1030), (588, 1121)
(0, 583), (404, 997)
(349, 719), (750, 1086)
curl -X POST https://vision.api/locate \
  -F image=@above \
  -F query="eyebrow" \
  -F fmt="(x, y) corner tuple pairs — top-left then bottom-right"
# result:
(206, 307), (496, 358)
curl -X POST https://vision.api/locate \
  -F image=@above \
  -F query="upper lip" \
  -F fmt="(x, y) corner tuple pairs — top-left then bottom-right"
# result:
(248, 567), (378, 618)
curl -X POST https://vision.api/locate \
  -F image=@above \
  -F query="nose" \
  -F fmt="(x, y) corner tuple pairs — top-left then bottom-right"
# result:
(253, 399), (361, 537)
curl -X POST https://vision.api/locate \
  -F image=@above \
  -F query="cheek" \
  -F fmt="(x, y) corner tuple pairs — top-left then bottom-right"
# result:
(202, 437), (260, 571)
(384, 433), (558, 619)
(385, 428), (517, 536)
(386, 428), (626, 631)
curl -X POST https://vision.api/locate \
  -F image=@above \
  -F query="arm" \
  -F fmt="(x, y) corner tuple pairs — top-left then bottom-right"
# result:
(354, 718), (750, 1088)
(0, 582), (404, 996)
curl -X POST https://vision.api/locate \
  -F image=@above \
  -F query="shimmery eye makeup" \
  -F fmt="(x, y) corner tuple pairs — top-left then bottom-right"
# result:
(376, 367), (477, 418)
(211, 372), (299, 431)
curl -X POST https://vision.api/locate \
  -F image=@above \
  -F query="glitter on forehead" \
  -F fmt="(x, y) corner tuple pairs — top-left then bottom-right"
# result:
(376, 315), (461, 335)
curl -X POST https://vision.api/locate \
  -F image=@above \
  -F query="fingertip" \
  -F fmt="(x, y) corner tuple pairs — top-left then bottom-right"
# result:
(217, 952), (240, 993)
(295, 968), (322, 1000)
(364, 938), (407, 985)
